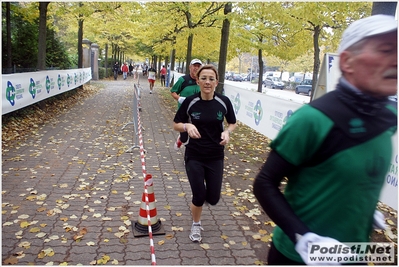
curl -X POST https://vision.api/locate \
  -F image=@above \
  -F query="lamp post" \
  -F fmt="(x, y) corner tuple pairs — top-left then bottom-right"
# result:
(91, 43), (99, 80)
(82, 38), (92, 70)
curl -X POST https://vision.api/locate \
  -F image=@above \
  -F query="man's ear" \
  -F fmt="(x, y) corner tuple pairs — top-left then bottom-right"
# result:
(339, 51), (355, 74)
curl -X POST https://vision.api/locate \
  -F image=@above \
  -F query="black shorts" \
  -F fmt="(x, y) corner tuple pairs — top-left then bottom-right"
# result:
(184, 156), (224, 207)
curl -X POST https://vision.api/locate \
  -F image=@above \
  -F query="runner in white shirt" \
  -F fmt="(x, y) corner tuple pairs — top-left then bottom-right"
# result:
(147, 64), (157, 94)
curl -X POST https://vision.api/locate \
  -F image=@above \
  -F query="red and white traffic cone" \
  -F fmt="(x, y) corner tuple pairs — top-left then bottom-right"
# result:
(133, 174), (165, 237)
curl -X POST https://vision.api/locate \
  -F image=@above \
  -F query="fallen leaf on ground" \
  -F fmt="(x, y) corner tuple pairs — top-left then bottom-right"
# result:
(18, 241), (30, 249)
(3, 256), (18, 265)
(200, 243), (210, 249)
(29, 227), (41, 233)
(165, 234), (174, 239)
(38, 248), (54, 258)
(97, 255), (110, 264)
(252, 234), (261, 240)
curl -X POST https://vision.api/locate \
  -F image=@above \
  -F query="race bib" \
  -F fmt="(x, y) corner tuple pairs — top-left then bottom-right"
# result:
(148, 71), (156, 79)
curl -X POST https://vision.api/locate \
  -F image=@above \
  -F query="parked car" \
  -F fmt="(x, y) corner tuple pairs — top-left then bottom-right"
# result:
(225, 72), (234, 80)
(263, 77), (285, 89)
(295, 79), (312, 96)
(247, 73), (259, 82)
(231, 74), (243, 82)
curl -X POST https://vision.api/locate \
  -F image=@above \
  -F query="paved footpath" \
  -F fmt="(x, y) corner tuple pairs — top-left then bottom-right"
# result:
(2, 76), (265, 265)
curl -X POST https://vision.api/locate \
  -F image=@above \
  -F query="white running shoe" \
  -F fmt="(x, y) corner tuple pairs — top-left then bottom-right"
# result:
(189, 223), (203, 242)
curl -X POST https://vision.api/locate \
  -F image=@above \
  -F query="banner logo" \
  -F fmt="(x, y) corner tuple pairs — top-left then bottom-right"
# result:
(6, 81), (16, 106)
(254, 100), (263, 125)
(233, 93), (241, 114)
(46, 75), (51, 93)
(58, 74), (62, 90)
(29, 78), (36, 99)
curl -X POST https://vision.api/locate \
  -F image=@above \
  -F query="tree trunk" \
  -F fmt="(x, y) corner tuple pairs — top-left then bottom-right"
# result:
(164, 56), (169, 75)
(216, 3), (232, 94)
(170, 47), (176, 87)
(37, 2), (49, 70)
(105, 43), (108, 77)
(117, 47), (121, 63)
(371, 2), (397, 15)
(6, 2), (12, 73)
(257, 49), (263, 93)
(310, 25), (321, 99)
(77, 10), (84, 69)
(185, 33), (193, 74)
(112, 43), (117, 62)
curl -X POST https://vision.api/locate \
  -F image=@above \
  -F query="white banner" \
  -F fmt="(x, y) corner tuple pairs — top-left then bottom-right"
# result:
(224, 84), (303, 140)
(379, 135), (398, 209)
(2, 68), (92, 115)
(312, 53), (341, 100)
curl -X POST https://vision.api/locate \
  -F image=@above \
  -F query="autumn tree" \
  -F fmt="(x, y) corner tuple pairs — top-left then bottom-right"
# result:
(234, 2), (293, 92)
(216, 2), (232, 94)
(2, 2), (72, 71)
(37, 2), (50, 70)
(155, 2), (225, 74)
(4, 2), (12, 73)
(275, 2), (372, 95)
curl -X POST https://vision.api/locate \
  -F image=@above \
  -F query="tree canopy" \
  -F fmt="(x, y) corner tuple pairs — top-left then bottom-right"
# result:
(3, 1), (374, 80)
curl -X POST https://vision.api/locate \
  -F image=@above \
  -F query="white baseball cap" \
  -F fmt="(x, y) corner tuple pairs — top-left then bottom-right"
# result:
(190, 59), (202, 65)
(338, 14), (397, 54)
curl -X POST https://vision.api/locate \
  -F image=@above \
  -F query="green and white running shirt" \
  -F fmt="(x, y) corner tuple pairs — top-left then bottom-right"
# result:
(170, 74), (200, 109)
(270, 85), (397, 262)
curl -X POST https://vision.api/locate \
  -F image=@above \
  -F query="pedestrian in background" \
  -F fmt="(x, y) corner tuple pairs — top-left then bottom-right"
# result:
(173, 64), (237, 242)
(129, 63), (134, 77)
(142, 63), (148, 77)
(121, 62), (129, 80)
(160, 65), (167, 87)
(134, 65), (139, 80)
(253, 14), (397, 265)
(170, 59), (202, 150)
(113, 61), (119, 80)
(147, 64), (157, 94)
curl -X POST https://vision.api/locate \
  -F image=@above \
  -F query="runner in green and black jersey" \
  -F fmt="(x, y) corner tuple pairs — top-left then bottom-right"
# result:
(253, 15), (397, 265)
(171, 59), (202, 150)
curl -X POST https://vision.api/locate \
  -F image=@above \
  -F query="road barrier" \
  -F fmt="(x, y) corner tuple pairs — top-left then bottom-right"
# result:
(122, 83), (142, 152)
(126, 83), (165, 265)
